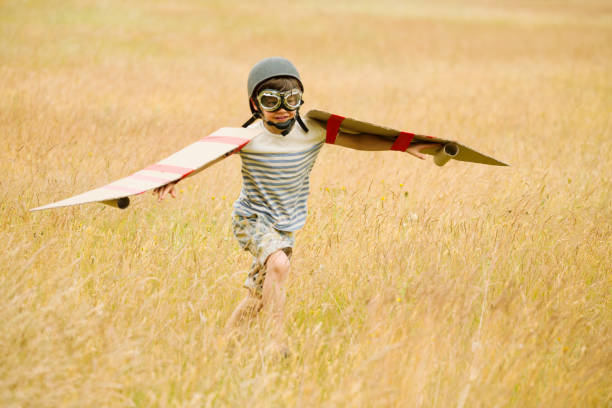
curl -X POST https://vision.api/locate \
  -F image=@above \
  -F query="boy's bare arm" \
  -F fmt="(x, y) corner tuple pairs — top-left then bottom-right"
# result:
(334, 132), (438, 160)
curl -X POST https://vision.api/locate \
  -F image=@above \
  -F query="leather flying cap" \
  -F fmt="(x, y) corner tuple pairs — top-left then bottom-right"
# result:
(247, 57), (303, 98)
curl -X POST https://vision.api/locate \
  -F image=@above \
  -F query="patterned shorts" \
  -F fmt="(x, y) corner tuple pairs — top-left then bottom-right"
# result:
(232, 213), (294, 296)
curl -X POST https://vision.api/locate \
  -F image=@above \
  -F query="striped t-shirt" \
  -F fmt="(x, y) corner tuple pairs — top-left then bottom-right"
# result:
(232, 119), (326, 231)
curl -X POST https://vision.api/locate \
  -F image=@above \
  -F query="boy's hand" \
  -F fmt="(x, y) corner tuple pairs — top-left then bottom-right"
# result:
(153, 181), (178, 201)
(406, 143), (441, 160)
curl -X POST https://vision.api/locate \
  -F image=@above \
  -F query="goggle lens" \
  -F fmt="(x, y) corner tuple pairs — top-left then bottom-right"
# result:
(284, 92), (301, 109)
(259, 94), (281, 110)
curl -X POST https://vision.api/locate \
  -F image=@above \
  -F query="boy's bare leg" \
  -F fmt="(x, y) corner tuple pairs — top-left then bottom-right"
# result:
(261, 250), (291, 347)
(225, 249), (290, 356)
(225, 292), (263, 330)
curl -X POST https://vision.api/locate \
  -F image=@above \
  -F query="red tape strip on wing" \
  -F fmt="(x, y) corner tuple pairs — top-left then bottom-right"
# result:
(391, 132), (415, 152)
(146, 164), (194, 176)
(326, 114), (345, 144)
(103, 185), (142, 194)
(130, 173), (174, 183)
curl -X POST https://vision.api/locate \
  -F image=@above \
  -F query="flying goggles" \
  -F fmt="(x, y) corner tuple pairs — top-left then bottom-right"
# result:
(256, 89), (303, 112)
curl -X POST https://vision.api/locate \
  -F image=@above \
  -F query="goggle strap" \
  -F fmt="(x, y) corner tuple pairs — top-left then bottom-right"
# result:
(296, 112), (309, 133)
(242, 113), (259, 128)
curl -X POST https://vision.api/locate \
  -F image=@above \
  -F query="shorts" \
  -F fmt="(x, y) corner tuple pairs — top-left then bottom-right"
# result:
(232, 213), (294, 296)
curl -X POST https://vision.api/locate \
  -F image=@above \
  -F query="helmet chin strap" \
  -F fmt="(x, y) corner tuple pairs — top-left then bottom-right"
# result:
(264, 105), (309, 136)
(266, 117), (296, 136)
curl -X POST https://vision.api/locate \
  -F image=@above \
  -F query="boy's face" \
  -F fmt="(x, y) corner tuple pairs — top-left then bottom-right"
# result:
(251, 99), (297, 135)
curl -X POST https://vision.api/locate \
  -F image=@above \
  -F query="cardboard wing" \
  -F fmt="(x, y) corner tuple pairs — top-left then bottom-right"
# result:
(306, 109), (508, 166)
(30, 127), (259, 211)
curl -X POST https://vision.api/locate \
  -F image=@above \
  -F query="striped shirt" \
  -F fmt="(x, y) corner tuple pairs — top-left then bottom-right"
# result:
(232, 119), (326, 231)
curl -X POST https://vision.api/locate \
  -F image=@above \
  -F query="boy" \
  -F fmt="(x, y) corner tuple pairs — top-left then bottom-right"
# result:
(155, 57), (432, 348)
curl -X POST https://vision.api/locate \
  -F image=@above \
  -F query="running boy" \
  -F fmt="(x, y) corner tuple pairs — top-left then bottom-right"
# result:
(155, 57), (432, 344)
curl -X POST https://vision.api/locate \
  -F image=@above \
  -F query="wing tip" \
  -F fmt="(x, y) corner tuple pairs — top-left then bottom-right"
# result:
(29, 196), (132, 212)
(30, 204), (56, 212)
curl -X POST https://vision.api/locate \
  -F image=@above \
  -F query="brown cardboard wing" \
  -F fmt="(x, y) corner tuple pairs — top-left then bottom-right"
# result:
(30, 127), (260, 211)
(306, 109), (508, 167)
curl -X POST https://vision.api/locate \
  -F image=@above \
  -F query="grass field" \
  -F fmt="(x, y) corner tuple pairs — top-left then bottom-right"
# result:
(1, 0), (611, 406)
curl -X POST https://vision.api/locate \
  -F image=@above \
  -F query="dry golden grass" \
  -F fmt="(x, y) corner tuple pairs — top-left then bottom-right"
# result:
(1, 0), (610, 406)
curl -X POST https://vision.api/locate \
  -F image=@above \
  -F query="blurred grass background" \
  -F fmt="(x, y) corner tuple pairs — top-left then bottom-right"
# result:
(1, 0), (610, 406)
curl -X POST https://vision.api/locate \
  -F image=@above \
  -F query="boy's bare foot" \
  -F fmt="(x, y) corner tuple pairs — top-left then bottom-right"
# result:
(264, 340), (291, 360)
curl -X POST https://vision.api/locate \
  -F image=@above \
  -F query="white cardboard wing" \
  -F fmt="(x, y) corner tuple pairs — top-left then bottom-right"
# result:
(306, 109), (508, 167)
(31, 127), (259, 211)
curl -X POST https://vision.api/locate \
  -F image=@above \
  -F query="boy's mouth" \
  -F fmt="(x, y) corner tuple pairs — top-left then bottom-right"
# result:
(273, 114), (291, 121)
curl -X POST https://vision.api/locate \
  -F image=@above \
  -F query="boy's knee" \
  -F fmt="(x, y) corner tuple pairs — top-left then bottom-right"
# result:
(266, 250), (290, 278)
